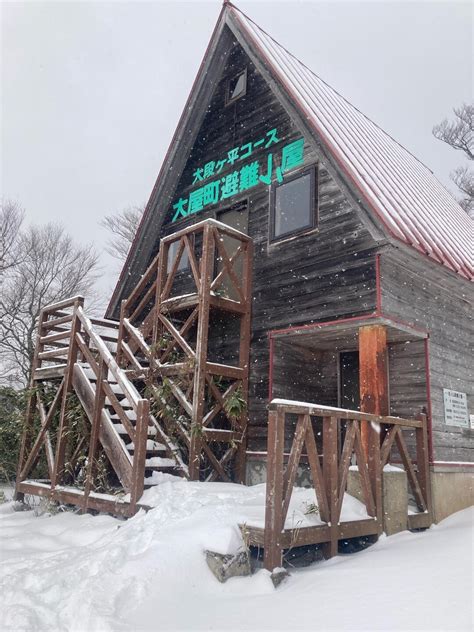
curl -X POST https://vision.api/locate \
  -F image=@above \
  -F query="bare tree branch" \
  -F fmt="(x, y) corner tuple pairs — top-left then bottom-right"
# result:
(0, 222), (100, 386)
(433, 103), (474, 216)
(433, 103), (474, 160)
(100, 205), (144, 261)
(0, 200), (24, 277)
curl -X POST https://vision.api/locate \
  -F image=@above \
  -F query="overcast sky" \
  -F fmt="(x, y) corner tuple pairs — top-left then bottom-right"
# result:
(2, 0), (472, 301)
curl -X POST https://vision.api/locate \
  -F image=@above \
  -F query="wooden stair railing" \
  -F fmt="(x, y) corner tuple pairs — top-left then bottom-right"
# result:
(16, 298), (153, 514)
(259, 399), (433, 571)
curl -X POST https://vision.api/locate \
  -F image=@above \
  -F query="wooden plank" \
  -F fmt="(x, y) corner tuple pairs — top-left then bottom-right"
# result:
(83, 358), (107, 510)
(206, 362), (245, 379)
(416, 413), (432, 515)
(336, 421), (356, 520)
(16, 481), (132, 517)
(130, 399), (149, 509)
(189, 223), (214, 480)
(395, 430), (427, 512)
(33, 364), (67, 380)
(380, 425), (399, 466)
(304, 419), (330, 522)
(263, 408), (285, 571)
(282, 414), (308, 520)
(407, 512), (432, 530)
(353, 423), (376, 518)
(322, 415), (338, 559)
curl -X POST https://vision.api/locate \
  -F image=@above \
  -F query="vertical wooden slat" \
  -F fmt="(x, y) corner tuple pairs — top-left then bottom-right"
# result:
(115, 300), (128, 367)
(189, 224), (215, 480)
(235, 238), (253, 483)
(130, 399), (149, 512)
(322, 415), (338, 559)
(282, 414), (308, 519)
(52, 297), (84, 488)
(263, 408), (285, 571)
(83, 357), (107, 511)
(416, 413), (432, 515)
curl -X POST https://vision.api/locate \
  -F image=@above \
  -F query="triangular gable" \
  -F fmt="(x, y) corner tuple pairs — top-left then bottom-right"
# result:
(107, 2), (472, 317)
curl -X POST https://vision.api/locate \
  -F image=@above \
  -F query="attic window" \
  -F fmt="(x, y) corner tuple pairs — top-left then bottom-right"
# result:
(226, 68), (247, 105)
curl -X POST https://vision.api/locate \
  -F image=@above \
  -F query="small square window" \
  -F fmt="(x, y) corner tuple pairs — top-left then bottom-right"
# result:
(270, 166), (317, 241)
(226, 68), (247, 105)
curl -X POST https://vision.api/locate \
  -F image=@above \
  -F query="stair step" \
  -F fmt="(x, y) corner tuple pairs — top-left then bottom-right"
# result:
(126, 440), (166, 451)
(145, 457), (176, 468)
(113, 423), (157, 436)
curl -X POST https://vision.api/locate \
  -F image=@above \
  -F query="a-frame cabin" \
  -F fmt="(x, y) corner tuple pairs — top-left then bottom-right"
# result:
(16, 1), (473, 569)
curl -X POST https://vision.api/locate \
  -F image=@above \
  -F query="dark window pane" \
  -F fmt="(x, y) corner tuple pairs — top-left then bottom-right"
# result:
(274, 173), (312, 238)
(228, 70), (246, 102)
(167, 239), (189, 271)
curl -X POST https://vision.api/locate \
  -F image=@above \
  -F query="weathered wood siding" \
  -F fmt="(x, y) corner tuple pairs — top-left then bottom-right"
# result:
(380, 249), (474, 463)
(153, 38), (378, 449)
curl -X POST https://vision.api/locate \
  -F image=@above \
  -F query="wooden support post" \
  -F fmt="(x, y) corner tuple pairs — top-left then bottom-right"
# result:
(115, 300), (128, 367)
(263, 408), (285, 571)
(189, 224), (215, 480)
(83, 358), (107, 512)
(322, 415), (338, 559)
(416, 413), (432, 516)
(130, 399), (149, 512)
(235, 239), (253, 484)
(358, 324), (387, 528)
(52, 297), (84, 488)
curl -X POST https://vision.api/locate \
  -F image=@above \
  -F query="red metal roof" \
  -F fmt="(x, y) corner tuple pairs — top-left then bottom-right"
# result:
(230, 5), (473, 280)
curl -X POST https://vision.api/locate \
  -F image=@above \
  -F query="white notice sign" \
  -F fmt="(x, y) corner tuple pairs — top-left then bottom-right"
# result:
(443, 389), (469, 427)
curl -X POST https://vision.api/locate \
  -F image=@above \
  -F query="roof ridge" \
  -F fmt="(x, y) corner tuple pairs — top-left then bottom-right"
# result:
(228, 2), (434, 174)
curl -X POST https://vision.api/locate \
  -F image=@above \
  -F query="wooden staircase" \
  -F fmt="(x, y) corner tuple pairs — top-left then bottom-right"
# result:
(15, 219), (252, 515)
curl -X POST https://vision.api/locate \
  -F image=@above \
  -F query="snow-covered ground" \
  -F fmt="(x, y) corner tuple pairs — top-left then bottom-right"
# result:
(0, 480), (472, 632)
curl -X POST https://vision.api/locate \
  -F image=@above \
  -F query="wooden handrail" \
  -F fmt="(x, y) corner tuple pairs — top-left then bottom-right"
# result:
(76, 306), (141, 410)
(269, 399), (423, 428)
(42, 295), (84, 314)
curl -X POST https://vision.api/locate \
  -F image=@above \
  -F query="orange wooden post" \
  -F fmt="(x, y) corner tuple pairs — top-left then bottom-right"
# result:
(263, 407), (285, 571)
(358, 324), (388, 527)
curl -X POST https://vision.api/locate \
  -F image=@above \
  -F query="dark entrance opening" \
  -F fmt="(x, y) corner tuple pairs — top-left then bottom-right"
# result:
(339, 350), (360, 410)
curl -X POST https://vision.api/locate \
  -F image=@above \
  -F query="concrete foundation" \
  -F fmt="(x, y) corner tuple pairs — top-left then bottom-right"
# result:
(430, 468), (474, 523)
(347, 467), (408, 535)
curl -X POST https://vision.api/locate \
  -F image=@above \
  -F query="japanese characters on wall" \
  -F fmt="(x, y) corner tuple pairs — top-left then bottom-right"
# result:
(171, 127), (305, 222)
(443, 389), (469, 428)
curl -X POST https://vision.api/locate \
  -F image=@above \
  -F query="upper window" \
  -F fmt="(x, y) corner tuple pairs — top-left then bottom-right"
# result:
(226, 68), (247, 106)
(167, 239), (189, 272)
(270, 166), (318, 241)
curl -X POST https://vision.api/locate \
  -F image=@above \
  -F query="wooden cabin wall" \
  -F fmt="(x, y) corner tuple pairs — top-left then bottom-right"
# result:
(388, 340), (427, 420)
(273, 343), (338, 404)
(380, 249), (473, 463)
(154, 37), (379, 450)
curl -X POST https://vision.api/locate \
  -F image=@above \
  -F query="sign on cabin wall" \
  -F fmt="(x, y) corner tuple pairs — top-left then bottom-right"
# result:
(443, 389), (469, 427)
(171, 127), (305, 222)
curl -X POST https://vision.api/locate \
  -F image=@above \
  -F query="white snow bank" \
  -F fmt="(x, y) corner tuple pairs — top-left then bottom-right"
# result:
(0, 480), (472, 631)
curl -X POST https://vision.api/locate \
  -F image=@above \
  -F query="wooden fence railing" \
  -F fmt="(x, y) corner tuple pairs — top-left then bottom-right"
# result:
(261, 399), (432, 571)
